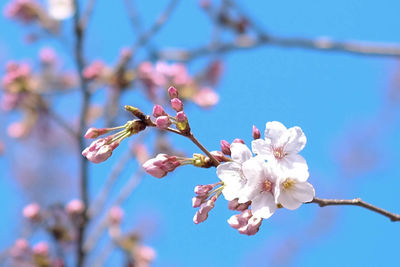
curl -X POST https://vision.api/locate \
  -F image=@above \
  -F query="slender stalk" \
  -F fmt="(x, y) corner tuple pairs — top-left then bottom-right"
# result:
(308, 197), (400, 222)
(73, 0), (92, 265)
(187, 133), (220, 166)
(157, 35), (400, 61)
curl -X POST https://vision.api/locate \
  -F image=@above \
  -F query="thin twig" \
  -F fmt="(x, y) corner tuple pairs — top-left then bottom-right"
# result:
(73, 0), (93, 265)
(309, 197), (400, 222)
(157, 35), (400, 61)
(83, 171), (144, 253)
(130, 0), (180, 55)
(46, 110), (77, 138)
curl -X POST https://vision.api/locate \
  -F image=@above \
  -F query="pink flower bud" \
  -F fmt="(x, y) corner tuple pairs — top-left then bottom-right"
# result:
(142, 154), (180, 178)
(193, 200), (215, 224)
(10, 238), (30, 258)
(108, 206), (124, 225)
(82, 137), (118, 163)
(23, 203), (40, 220)
(227, 210), (252, 229)
(39, 47), (56, 64)
(210, 150), (230, 162)
(176, 111), (187, 122)
(252, 125), (261, 139)
(238, 216), (262, 236)
(84, 127), (110, 139)
(171, 98), (183, 112)
(192, 87), (219, 108)
(220, 140), (231, 156)
(155, 116), (171, 129)
(7, 122), (26, 139)
(228, 199), (251, 211)
(232, 138), (245, 144)
(194, 184), (214, 196)
(134, 245), (156, 266)
(33, 242), (49, 257)
(66, 199), (85, 215)
(192, 196), (205, 208)
(152, 105), (167, 117)
(168, 86), (178, 99)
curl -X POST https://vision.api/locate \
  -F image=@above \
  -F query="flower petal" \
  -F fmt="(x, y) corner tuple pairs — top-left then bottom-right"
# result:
(291, 182), (315, 202)
(277, 190), (302, 210)
(231, 143), (252, 163)
(285, 126), (307, 154)
(280, 154), (308, 173)
(251, 193), (276, 219)
(251, 139), (272, 160)
(265, 121), (287, 144)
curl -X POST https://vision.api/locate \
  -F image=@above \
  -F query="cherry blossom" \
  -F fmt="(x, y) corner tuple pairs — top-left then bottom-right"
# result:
(252, 121), (308, 171)
(216, 142), (253, 202)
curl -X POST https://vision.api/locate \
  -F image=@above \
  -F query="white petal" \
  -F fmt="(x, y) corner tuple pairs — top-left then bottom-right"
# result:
(242, 157), (265, 185)
(291, 182), (315, 202)
(285, 126), (307, 154)
(280, 154), (308, 173)
(216, 162), (242, 184)
(265, 121), (288, 145)
(47, 0), (75, 20)
(251, 139), (273, 160)
(277, 190), (302, 210)
(231, 143), (252, 163)
(251, 193), (277, 219)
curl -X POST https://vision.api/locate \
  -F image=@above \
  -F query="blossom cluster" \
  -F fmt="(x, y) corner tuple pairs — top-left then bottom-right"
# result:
(143, 120), (315, 235)
(216, 121), (315, 234)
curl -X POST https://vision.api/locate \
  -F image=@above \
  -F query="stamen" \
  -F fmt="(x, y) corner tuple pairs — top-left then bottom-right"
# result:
(283, 179), (295, 189)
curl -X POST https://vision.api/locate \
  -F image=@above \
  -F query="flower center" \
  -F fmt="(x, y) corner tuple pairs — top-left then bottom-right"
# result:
(282, 178), (295, 190)
(262, 179), (273, 192)
(273, 147), (286, 159)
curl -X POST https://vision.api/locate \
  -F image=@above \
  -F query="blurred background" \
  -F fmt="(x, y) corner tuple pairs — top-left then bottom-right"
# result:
(1, 0), (400, 266)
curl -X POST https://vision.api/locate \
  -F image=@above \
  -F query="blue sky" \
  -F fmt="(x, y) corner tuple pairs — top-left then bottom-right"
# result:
(1, 0), (400, 266)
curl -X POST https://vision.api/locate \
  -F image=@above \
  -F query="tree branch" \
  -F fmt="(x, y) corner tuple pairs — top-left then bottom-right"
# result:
(309, 197), (400, 222)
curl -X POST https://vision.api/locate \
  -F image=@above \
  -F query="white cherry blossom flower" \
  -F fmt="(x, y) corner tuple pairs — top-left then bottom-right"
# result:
(252, 121), (308, 171)
(275, 167), (315, 210)
(239, 159), (278, 219)
(47, 0), (74, 20)
(217, 142), (253, 202)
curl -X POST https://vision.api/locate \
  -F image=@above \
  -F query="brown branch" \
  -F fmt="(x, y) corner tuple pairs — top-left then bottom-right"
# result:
(73, 0), (94, 265)
(309, 197), (400, 222)
(157, 35), (400, 61)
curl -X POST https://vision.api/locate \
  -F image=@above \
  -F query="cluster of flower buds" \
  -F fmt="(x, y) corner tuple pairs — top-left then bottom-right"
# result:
(82, 119), (146, 163)
(83, 48), (134, 91)
(3, 0), (64, 32)
(227, 209), (262, 235)
(138, 61), (221, 108)
(152, 86), (190, 133)
(192, 183), (223, 224)
(8, 239), (53, 266)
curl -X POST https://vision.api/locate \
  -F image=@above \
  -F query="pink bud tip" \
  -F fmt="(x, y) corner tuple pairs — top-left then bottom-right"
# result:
(23, 203), (40, 220)
(252, 125), (261, 139)
(168, 86), (178, 99)
(232, 138), (245, 144)
(84, 127), (109, 139)
(155, 116), (171, 129)
(171, 98), (183, 112)
(109, 206), (124, 224)
(193, 200), (215, 224)
(33, 242), (49, 257)
(194, 184), (214, 196)
(66, 199), (85, 215)
(152, 105), (167, 118)
(176, 111), (187, 122)
(220, 140), (231, 156)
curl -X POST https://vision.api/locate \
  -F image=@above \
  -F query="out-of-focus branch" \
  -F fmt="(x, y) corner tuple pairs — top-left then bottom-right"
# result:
(46, 110), (77, 138)
(130, 0), (180, 55)
(157, 35), (400, 61)
(83, 171), (144, 253)
(309, 197), (400, 222)
(73, 0), (94, 265)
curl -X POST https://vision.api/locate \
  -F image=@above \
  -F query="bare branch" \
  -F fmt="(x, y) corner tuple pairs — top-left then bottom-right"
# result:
(309, 197), (400, 222)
